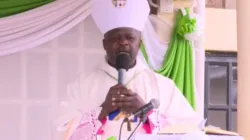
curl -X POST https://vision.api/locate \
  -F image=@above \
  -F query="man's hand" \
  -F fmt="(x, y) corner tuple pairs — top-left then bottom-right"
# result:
(98, 84), (126, 121)
(114, 89), (145, 114)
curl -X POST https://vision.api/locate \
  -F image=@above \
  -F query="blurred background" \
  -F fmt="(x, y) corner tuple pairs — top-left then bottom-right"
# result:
(0, 0), (238, 140)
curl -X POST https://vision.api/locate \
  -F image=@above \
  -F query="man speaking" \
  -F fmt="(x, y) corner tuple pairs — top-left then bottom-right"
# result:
(56, 0), (201, 139)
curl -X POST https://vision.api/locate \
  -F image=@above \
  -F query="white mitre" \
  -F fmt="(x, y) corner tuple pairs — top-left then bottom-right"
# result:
(91, 0), (150, 34)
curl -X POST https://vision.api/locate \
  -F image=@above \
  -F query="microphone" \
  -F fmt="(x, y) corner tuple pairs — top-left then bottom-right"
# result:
(122, 99), (160, 140)
(128, 99), (160, 120)
(116, 53), (130, 85)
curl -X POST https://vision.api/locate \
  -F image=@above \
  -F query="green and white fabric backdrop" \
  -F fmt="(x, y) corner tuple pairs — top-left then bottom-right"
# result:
(0, 0), (205, 140)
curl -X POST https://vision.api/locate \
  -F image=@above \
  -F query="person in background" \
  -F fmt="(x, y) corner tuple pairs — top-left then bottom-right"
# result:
(55, 0), (202, 139)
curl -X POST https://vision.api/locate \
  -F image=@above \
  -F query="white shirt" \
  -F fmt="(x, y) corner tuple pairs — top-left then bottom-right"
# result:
(55, 58), (201, 140)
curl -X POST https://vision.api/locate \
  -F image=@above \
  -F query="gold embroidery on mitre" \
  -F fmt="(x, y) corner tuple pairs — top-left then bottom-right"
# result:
(112, 0), (127, 8)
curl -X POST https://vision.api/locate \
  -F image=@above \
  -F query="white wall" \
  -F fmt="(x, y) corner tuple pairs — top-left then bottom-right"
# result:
(205, 8), (237, 52)
(0, 15), (105, 140)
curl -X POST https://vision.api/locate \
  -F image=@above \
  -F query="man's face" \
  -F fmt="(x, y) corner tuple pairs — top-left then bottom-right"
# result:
(103, 27), (141, 66)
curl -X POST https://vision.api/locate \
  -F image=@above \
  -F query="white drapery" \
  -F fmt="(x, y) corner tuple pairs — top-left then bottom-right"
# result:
(0, 0), (205, 116)
(0, 0), (92, 56)
(0, 0), (169, 70)
(0, 0), (204, 69)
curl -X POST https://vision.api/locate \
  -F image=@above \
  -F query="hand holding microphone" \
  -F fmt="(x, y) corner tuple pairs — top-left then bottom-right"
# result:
(114, 53), (160, 117)
(114, 89), (146, 115)
(114, 53), (146, 114)
(115, 53), (160, 139)
(100, 51), (131, 121)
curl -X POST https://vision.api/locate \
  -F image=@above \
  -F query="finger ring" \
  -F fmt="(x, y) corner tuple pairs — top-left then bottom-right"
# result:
(120, 94), (124, 97)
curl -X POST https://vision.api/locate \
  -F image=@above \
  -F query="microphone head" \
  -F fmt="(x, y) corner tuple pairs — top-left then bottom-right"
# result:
(150, 99), (160, 109)
(116, 52), (130, 71)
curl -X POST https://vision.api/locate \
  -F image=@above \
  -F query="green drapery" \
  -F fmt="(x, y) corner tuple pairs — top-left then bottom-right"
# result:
(0, 0), (54, 18)
(141, 8), (196, 109)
